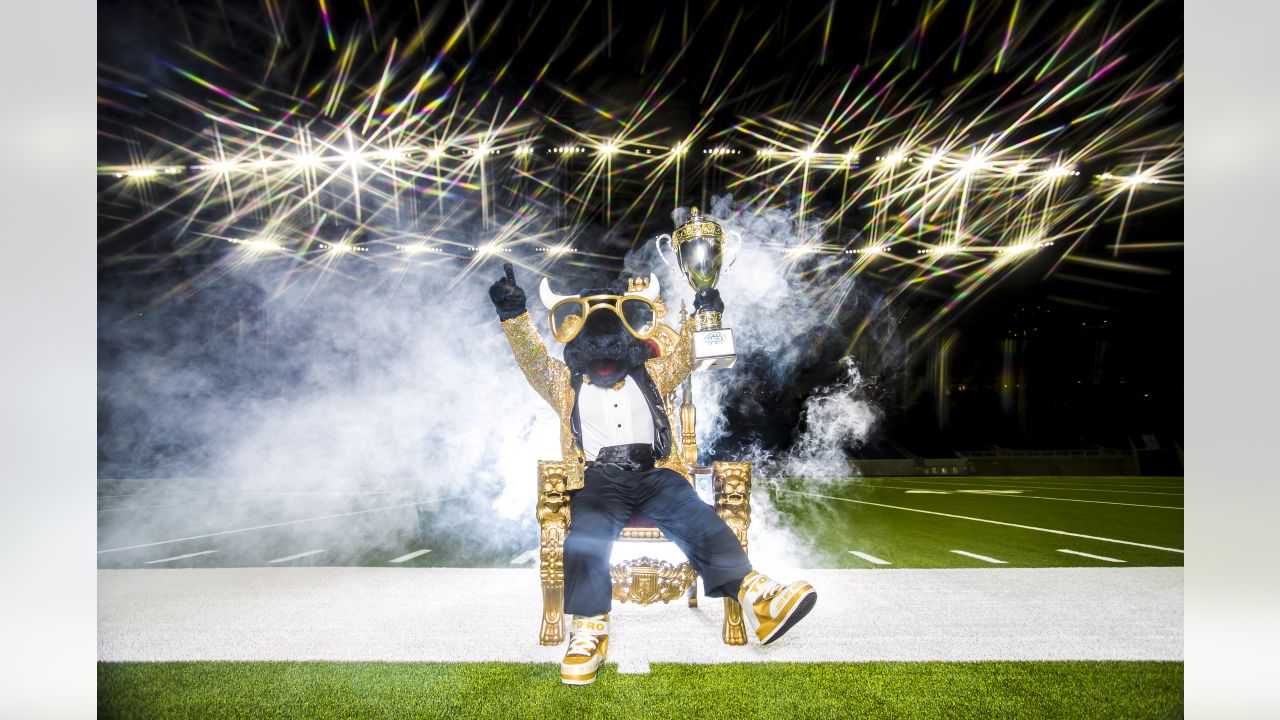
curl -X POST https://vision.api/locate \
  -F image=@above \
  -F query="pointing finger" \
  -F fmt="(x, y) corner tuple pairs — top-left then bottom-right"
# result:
(503, 263), (516, 283)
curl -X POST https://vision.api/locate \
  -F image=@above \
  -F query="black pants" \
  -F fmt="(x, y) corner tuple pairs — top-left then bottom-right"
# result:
(561, 465), (753, 617)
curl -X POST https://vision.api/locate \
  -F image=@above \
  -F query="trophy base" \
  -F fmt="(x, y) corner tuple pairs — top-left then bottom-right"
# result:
(692, 327), (736, 371)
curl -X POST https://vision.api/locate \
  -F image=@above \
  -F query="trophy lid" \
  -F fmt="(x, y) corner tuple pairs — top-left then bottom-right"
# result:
(672, 206), (724, 247)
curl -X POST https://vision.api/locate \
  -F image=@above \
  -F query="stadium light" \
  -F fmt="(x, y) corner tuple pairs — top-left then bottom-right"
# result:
(957, 154), (989, 174)
(242, 237), (281, 253)
(292, 153), (322, 168)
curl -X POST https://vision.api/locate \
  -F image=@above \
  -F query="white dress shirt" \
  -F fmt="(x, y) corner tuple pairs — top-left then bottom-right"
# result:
(577, 376), (656, 460)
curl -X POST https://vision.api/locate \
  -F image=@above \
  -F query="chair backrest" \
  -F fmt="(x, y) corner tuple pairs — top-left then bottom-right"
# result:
(649, 307), (698, 478)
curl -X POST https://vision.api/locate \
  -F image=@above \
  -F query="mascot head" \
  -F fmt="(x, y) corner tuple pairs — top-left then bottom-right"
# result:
(539, 274), (663, 387)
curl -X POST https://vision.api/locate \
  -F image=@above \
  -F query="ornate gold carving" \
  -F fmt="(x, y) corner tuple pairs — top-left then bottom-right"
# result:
(679, 379), (697, 467)
(693, 310), (723, 332)
(618, 526), (667, 541)
(713, 461), (752, 552)
(722, 597), (748, 645)
(610, 557), (697, 606)
(672, 207), (725, 246)
(537, 461), (572, 644)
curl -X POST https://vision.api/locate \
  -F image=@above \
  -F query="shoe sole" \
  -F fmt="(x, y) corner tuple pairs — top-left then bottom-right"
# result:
(760, 589), (817, 645)
(561, 639), (607, 685)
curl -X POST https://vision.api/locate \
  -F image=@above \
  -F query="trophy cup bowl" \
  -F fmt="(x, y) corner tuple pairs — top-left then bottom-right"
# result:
(657, 207), (740, 370)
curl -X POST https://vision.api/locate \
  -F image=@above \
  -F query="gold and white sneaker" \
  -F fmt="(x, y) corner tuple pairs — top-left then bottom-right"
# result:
(560, 613), (609, 685)
(738, 571), (817, 645)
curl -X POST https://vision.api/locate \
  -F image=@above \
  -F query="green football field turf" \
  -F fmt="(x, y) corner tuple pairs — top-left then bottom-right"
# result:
(775, 475), (1183, 568)
(97, 475), (1183, 570)
(98, 661), (1183, 720)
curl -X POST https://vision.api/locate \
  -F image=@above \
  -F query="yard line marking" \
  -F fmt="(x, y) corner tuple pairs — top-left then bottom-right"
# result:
(847, 551), (891, 566)
(873, 478), (1183, 496)
(144, 550), (218, 565)
(509, 548), (540, 565)
(778, 488), (1184, 554)
(951, 550), (1007, 564)
(268, 549), (326, 564)
(97, 496), (467, 554)
(880, 475), (1184, 485)
(97, 491), (465, 556)
(1004, 495), (1181, 510)
(871, 485), (1182, 509)
(389, 549), (431, 564)
(1057, 549), (1126, 563)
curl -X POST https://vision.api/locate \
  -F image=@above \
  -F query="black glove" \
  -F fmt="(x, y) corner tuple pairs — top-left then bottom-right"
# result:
(693, 288), (724, 315)
(489, 263), (527, 321)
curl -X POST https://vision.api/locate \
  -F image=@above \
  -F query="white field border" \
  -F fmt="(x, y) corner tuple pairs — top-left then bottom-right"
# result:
(98, 567), (1184, 664)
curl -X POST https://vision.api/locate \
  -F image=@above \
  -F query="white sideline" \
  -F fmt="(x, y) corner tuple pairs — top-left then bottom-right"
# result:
(951, 550), (1007, 564)
(389, 549), (431, 564)
(780, 488), (1185, 553)
(98, 567), (1183, 664)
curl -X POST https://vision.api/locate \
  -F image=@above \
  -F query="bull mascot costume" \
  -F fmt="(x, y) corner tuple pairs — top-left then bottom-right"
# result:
(489, 260), (816, 685)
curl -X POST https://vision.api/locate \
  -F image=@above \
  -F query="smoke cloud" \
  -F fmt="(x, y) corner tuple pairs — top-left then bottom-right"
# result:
(100, 196), (885, 571)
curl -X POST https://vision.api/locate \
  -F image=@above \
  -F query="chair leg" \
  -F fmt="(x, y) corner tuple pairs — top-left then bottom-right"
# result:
(687, 576), (698, 608)
(537, 524), (567, 645)
(722, 597), (748, 645)
(536, 461), (571, 645)
(713, 461), (752, 645)
(540, 585), (564, 645)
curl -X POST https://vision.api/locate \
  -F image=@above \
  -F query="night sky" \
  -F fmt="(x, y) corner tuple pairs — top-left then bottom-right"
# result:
(97, 0), (1183, 470)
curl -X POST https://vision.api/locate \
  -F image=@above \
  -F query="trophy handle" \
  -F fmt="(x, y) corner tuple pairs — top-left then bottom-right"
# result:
(723, 230), (743, 273)
(655, 233), (683, 276)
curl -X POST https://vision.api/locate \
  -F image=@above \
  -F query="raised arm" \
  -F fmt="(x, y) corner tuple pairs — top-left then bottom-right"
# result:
(645, 288), (724, 396)
(490, 263), (569, 407)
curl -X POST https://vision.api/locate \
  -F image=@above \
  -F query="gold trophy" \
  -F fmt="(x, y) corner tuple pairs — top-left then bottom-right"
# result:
(656, 207), (741, 370)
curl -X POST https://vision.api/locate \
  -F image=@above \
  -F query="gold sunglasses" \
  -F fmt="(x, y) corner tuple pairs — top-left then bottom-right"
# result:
(548, 294), (659, 343)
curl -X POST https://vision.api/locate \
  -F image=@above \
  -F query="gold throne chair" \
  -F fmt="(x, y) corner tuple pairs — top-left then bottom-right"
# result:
(535, 309), (753, 646)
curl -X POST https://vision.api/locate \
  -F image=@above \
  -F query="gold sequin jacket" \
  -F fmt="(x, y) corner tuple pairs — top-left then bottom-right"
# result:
(500, 311), (695, 491)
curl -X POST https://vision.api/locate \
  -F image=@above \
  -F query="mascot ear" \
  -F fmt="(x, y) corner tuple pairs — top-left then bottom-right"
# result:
(539, 277), (574, 309)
